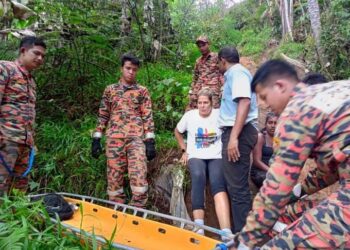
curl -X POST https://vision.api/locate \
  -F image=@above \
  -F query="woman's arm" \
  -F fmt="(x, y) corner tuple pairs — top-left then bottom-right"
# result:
(252, 133), (269, 171)
(174, 128), (188, 165)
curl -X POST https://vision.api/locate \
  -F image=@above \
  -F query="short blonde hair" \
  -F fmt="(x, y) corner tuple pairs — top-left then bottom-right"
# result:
(197, 88), (214, 105)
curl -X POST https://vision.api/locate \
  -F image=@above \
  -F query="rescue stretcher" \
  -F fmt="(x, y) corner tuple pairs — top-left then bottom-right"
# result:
(29, 193), (234, 250)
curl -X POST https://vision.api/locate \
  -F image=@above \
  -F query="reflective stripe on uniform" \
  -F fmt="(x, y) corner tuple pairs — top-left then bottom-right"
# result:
(130, 185), (148, 194)
(107, 188), (124, 196)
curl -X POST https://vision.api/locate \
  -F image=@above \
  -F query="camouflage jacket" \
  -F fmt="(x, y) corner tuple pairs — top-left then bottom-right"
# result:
(190, 52), (223, 97)
(0, 60), (36, 146)
(95, 82), (155, 139)
(238, 81), (350, 247)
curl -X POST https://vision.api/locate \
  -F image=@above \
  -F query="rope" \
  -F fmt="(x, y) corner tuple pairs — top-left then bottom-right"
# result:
(0, 151), (13, 174)
(0, 147), (35, 177)
(22, 147), (35, 177)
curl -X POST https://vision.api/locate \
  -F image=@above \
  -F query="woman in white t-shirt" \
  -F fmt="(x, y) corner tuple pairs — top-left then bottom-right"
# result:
(174, 88), (231, 238)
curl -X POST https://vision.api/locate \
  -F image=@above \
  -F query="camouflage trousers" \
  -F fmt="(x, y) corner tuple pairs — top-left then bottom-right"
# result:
(262, 158), (350, 249)
(106, 137), (148, 208)
(278, 198), (320, 225)
(0, 140), (30, 197)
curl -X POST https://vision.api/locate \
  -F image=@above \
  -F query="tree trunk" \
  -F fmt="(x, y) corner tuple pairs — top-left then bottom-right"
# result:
(0, 0), (11, 40)
(307, 0), (329, 68)
(143, 0), (175, 61)
(120, 0), (131, 37)
(307, 0), (321, 49)
(279, 0), (294, 40)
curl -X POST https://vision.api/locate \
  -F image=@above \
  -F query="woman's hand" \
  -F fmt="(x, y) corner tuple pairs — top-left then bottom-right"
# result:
(179, 152), (189, 166)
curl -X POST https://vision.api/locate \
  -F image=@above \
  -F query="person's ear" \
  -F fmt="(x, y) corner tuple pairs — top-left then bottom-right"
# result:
(20, 47), (26, 54)
(220, 58), (226, 66)
(274, 79), (290, 94)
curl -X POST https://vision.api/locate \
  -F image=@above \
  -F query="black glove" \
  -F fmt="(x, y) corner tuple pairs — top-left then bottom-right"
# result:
(145, 139), (156, 161)
(91, 138), (102, 159)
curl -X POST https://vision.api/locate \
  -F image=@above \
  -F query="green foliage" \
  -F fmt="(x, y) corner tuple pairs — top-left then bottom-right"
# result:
(137, 63), (191, 132)
(210, 17), (242, 50)
(181, 43), (201, 70)
(0, 193), (127, 249)
(228, 0), (269, 30)
(23, 0), (126, 121)
(239, 28), (272, 57)
(0, 194), (83, 249)
(274, 41), (305, 59)
(321, 0), (350, 79)
(292, 0), (310, 42)
(0, 39), (17, 62)
(155, 131), (178, 149)
(32, 116), (107, 198)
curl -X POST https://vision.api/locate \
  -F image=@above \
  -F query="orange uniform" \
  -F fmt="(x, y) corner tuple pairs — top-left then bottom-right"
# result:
(95, 82), (155, 207)
(238, 81), (350, 249)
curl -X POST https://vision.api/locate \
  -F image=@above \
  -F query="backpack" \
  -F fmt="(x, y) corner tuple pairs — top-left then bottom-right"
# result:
(32, 193), (74, 221)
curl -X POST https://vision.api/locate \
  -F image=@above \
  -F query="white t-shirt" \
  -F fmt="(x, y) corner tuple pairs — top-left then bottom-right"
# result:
(176, 109), (222, 159)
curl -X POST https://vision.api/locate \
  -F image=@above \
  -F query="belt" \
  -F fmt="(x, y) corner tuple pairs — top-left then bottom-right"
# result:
(221, 126), (232, 132)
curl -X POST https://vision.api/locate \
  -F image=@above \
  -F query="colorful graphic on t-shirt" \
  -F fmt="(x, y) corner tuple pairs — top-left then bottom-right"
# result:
(195, 127), (218, 148)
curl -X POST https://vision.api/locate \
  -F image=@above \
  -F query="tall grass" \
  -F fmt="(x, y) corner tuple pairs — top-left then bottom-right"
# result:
(274, 41), (305, 59)
(239, 28), (272, 58)
(0, 193), (82, 249)
(0, 192), (127, 249)
(32, 116), (107, 198)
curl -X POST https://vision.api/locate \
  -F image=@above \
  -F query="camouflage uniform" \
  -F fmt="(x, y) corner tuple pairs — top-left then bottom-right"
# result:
(95, 82), (154, 207)
(187, 52), (223, 110)
(237, 81), (350, 249)
(278, 198), (320, 225)
(0, 60), (36, 196)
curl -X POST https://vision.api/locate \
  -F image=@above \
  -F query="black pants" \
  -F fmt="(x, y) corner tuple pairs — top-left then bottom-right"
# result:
(250, 168), (267, 189)
(188, 158), (226, 210)
(221, 123), (258, 233)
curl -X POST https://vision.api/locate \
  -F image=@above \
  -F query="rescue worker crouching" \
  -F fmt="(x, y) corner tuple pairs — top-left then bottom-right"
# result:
(232, 59), (350, 249)
(91, 54), (156, 208)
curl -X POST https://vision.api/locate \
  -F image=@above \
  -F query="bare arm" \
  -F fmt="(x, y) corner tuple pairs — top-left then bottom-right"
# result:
(174, 128), (186, 151)
(252, 133), (269, 171)
(174, 128), (188, 165)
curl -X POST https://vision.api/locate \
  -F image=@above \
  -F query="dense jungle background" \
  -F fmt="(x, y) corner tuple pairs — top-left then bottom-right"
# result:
(0, 0), (349, 248)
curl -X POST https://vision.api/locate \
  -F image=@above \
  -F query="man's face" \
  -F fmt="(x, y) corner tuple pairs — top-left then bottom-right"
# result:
(121, 61), (139, 84)
(21, 45), (46, 71)
(255, 81), (290, 115)
(218, 58), (226, 74)
(196, 42), (209, 55)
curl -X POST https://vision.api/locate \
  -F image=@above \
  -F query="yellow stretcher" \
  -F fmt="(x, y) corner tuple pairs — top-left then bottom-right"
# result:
(29, 193), (234, 250)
